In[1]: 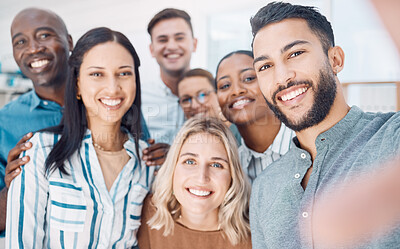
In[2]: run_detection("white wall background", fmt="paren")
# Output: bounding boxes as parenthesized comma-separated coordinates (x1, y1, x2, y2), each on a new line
(0, 0, 399, 110)
(0, 0, 327, 84)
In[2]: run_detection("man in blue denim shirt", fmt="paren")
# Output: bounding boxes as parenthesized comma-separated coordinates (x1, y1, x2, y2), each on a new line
(0, 8, 73, 235)
(250, 2, 400, 248)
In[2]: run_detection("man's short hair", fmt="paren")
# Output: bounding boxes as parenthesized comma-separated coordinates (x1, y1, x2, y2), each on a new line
(147, 8, 193, 37)
(250, 1, 334, 53)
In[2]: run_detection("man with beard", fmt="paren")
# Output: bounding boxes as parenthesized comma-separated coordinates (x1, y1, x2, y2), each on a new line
(249, 2, 400, 248)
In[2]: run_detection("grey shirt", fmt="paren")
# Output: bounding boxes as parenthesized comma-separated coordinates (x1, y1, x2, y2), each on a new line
(250, 106, 400, 249)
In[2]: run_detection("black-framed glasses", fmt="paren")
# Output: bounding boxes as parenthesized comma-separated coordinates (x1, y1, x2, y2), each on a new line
(178, 90, 213, 108)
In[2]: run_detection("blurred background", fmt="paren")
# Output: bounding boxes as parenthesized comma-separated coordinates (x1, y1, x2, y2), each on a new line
(0, 0, 399, 111)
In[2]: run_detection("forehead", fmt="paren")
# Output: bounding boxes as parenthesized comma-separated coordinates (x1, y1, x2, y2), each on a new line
(151, 18, 192, 37)
(218, 54, 253, 75)
(11, 9, 65, 37)
(182, 133, 225, 152)
(81, 42, 134, 67)
(253, 18, 322, 58)
(178, 76, 213, 95)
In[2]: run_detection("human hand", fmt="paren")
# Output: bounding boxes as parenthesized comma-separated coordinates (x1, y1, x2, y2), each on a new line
(4, 132, 33, 189)
(142, 138, 170, 166)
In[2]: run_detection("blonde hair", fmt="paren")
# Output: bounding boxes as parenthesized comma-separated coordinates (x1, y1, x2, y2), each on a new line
(148, 117, 251, 245)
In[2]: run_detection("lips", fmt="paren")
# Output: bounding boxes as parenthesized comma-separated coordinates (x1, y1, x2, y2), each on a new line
(30, 59, 49, 68)
(279, 87, 308, 102)
(187, 188, 212, 197)
(165, 53, 181, 59)
(230, 97, 254, 110)
(99, 98, 123, 109)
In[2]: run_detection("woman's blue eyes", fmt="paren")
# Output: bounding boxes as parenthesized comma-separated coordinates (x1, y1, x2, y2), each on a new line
(211, 163, 223, 168)
(184, 159, 195, 165)
(183, 159, 223, 168)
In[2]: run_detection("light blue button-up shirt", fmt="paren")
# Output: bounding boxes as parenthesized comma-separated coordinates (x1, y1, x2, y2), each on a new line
(6, 130, 155, 249)
(0, 90, 150, 192)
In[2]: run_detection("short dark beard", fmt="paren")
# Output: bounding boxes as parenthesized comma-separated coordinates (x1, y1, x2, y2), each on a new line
(264, 66, 337, 132)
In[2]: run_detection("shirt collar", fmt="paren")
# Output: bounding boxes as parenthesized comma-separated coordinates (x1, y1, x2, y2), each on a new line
(28, 90, 63, 112)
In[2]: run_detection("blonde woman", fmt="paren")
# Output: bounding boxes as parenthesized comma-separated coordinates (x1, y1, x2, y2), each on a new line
(137, 117, 251, 248)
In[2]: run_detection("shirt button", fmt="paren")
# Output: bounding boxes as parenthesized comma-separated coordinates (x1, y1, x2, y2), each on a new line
(294, 173, 300, 179)
(43, 101, 48, 105)
(302, 212, 309, 218)
(300, 153, 306, 159)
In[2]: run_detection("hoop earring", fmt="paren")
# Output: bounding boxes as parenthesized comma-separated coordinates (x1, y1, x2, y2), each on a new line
(76, 94, 81, 100)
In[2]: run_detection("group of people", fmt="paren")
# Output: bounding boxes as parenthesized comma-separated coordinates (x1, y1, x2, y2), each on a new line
(0, 1, 399, 249)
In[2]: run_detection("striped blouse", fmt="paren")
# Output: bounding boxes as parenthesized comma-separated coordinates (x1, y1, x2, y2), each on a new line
(6, 130, 155, 249)
(238, 123, 295, 183)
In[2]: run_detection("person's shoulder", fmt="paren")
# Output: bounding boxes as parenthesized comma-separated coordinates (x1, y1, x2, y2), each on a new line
(0, 90, 33, 114)
(29, 131, 59, 148)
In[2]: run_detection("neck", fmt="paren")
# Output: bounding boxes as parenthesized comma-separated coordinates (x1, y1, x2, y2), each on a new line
(178, 208, 220, 231)
(238, 114, 281, 153)
(159, 67, 189, 96)
(296, 86, 350, 160)
(89, 121, 126, 152)
(34, 83, 65, 106)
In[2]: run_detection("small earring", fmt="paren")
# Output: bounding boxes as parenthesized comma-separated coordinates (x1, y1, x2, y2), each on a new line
(76, 94, 81, 100)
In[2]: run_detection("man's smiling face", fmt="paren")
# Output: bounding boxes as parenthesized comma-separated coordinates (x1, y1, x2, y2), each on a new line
(253, 18, 337, 131)
(11, 8, 72, 87)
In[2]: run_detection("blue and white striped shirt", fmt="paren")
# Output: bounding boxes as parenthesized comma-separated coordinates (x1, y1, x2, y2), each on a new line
(6, 130, 155, 249)
(238, 123, 295, 183)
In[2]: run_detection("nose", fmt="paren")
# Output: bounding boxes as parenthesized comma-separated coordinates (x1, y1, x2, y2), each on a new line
(198, 164, 210, 183)
(107, 76, 121, 93)
(274, 63, 295, 86)
(230, 80, 247, 97)
(166, 39, 179, 50)
(27, 40, 45, 54)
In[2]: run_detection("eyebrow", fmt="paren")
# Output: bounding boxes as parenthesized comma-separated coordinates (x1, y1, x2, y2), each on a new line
(86, 65, 133, 70)
(180, 152, 198, 158)
(253, 40, 310, 65)
(240, 68, 255, 74)
(156, 32, 186, 40)
(12, 27, 57, 41)
(211, 157, 229, 163)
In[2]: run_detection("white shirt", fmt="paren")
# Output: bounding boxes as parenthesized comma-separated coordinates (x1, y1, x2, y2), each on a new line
(141, 77, 184, 144)
(6, 130, 155, 249)
(238, 123, 295, 183)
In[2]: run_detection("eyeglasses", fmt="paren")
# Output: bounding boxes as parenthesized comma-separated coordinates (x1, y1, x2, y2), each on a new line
(178, 90, 213, 108)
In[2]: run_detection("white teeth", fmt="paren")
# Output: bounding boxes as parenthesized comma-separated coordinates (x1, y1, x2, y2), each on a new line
(281, 87, 307, 102)
(30, 59, 49, 68)
(166, 54, 180, 59)
(189, 188, 211, 197)
(232, 99, 251, 108)
(100, 99, 121, 106)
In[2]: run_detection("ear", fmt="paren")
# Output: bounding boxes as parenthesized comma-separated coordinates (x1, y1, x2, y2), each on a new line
(67, 34, 74, 52)
(76, 77, 81, 96)
(149, 43, 155, 58)
(328, 46, 345, 75)
(192, 37, 198, 53)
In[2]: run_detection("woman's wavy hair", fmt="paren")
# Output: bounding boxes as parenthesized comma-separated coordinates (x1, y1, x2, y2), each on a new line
(44, 27, 142, 174)
(148, 117, 251, 245)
